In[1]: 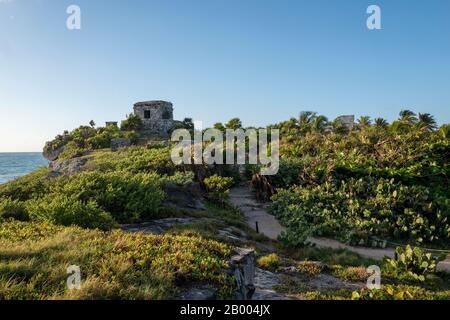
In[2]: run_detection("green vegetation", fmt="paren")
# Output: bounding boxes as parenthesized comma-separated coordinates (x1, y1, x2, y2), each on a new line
(0, 147, 193, 230)
(385, 245, 438, 282)
(203, 175, 234, 205)
(0, 109, 448, 301)
(0, 221, 234, 299)
(257, 253, 282, 271)
(44, 122, 137, 161)
(256, 110, 449, 248)
(120, 114, 144, 132)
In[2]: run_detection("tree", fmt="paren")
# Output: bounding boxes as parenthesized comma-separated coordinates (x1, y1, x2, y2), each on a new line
(298, 111, 317, 133)
(120, 114, 143, 131)
(399, 110, 418, 125)
(417, 113, 437, 132)
(213, 122, 225, 131)
(311, 115, 329, 133)
(439, 124, 450, 139)
(225, 118, 242, 130)
(357, 116, 371, 127)
(374, 118, 389, 129)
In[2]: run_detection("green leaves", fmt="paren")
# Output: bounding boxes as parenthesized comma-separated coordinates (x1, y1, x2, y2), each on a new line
(203, 175, 234, 206)
(270, 176, 450, 247)
(385, 245, 438, 282)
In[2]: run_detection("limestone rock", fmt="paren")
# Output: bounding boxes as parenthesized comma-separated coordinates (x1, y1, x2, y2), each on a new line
(229, 247, 256, 300)
(43, 145, 64, 161)
(49, 157, 90, 177)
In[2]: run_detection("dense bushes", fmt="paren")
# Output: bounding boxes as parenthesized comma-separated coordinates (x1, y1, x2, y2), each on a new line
(203, 175, 234, 205)
(260, 111, 449, 248)
(271, 177, 450, 246)
(0, 198, 29, 221)
(0, 168, 51, 201)
(0, 146, 195, 229)
(50, 171, 165, 223)
(90, 147, 176, 174)
(27, 194, 115, 230)
(44, 123, 138, 161)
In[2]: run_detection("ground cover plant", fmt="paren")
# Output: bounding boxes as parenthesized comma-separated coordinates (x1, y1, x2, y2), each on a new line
(0, 220, 235, 299)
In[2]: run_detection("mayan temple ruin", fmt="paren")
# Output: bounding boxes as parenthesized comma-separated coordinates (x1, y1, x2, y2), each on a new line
(133, 100, 176, 137)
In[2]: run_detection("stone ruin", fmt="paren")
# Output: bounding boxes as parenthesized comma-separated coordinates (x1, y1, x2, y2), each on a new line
(335, 115, 355, 129)
(133, 100, 176, 137)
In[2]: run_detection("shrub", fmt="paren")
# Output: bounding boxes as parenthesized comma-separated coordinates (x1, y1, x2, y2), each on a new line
(51, 171, 165, 223)
(26, 194, 115, 230)
(120, 113, 143, 131)
(58, 141, 88, 160)
(203, 175, 234, 205)
(0, 168, 50, 201)
(257, 253, 282, 271)
(270, 177, 450, 247)
(351, 284, 449, 300)
(0, 198, 29, 221)
(385, 245, 437, 282)
(90, 147, 175, 175)
(44, 122, 138, 161)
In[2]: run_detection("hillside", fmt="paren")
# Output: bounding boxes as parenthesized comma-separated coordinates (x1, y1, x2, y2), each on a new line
(0, 110, 449, 300)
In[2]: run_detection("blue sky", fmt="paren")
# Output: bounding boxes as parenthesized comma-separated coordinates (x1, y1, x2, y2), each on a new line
(0, 0, 449, 151)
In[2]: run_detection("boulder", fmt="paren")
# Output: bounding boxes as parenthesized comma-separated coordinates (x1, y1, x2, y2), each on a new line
(228, 247, 256, 300)
(43, 145, 64, 161)
(49, 157, 90, 177)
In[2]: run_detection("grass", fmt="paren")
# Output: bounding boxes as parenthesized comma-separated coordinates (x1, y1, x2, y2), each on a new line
(0, 220, 235, 300)
(257, 253, 282, 272)
(281, 246, 378, 267)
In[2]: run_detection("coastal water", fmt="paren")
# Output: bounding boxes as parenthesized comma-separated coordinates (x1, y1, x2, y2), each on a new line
(0, 153, 48, 184)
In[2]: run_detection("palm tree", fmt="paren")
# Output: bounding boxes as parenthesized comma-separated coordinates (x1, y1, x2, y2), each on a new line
(374, 117, 389, 128)
(311, 115, 329, 133)
(417, 113, 437, 132)
(399, 110, 418, 125)
(298, 111, 317, 133)
(357, 116, 371, 127)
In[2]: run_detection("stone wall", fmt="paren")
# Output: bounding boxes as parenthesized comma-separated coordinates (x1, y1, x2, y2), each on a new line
(335, 115, 355, 129)
(133, 100, 175, 136)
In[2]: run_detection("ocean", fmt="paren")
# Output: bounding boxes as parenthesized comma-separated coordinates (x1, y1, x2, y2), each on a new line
(0, 153, 49, 184)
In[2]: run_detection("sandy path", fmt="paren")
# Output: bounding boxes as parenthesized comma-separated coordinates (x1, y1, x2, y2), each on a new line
(229, 185, 396, 261)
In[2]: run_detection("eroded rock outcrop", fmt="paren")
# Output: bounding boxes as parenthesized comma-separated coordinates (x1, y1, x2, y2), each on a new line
(228, 247, 256, 300)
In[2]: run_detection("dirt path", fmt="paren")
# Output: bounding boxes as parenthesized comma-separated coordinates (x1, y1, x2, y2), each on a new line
(229, 186, 285, 241)
(230, 185, 395, 261)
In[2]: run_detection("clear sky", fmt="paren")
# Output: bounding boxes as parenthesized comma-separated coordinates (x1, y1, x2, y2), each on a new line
(1, 0, 449, 152)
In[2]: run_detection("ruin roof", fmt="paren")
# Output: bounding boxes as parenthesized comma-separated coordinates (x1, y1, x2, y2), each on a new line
(134, 100, 172, 107)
